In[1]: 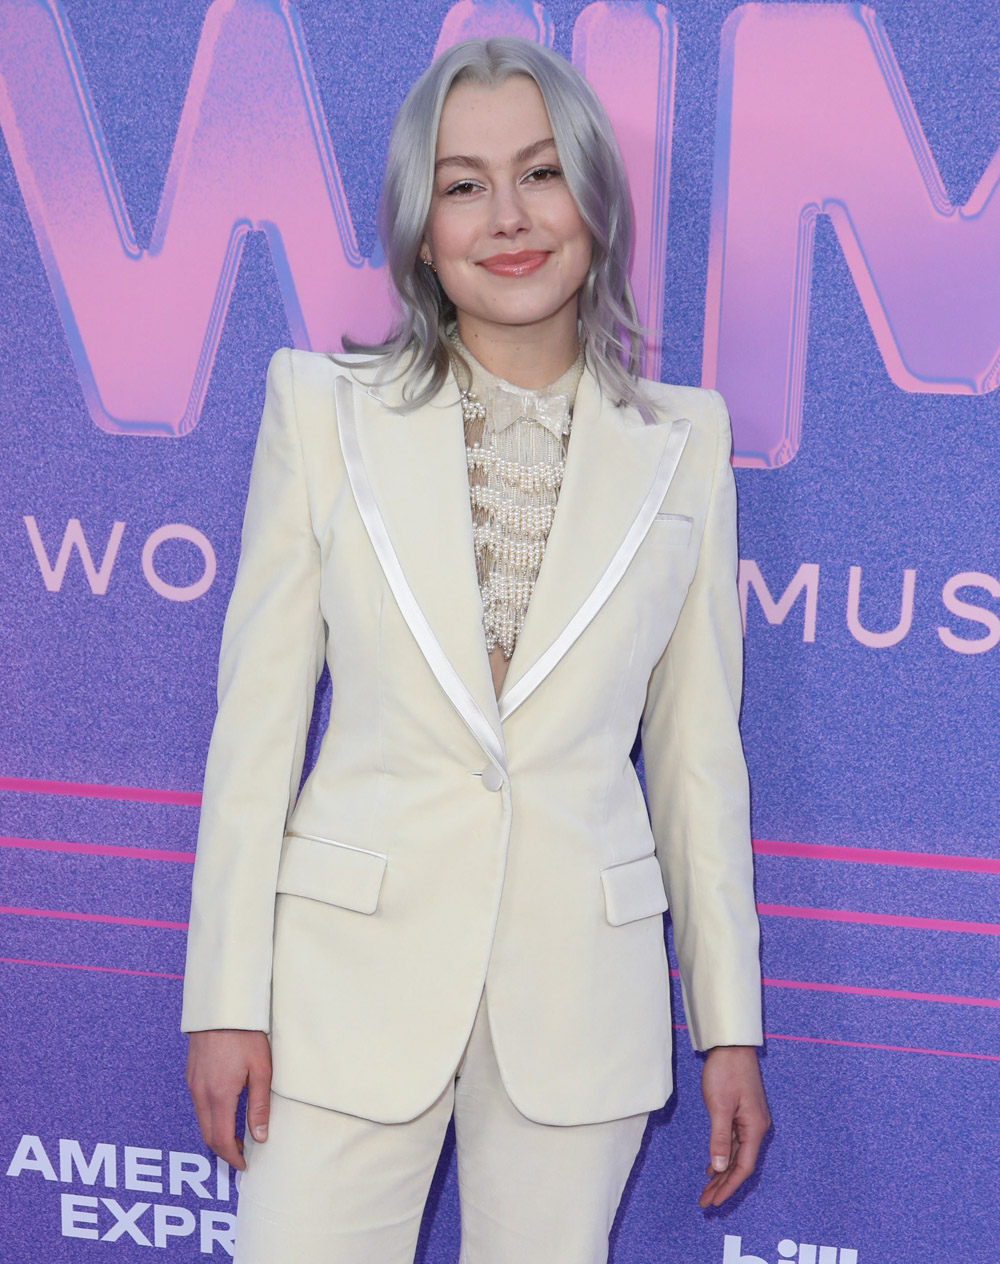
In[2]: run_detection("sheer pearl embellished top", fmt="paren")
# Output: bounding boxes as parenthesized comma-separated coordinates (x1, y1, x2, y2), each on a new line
(452, 333, 586, 664)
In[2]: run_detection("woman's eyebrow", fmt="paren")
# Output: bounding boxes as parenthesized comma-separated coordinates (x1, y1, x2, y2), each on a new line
(435, 152, 487, 173)
(434, 137, 557, 173)
(511, 137, 557, 165)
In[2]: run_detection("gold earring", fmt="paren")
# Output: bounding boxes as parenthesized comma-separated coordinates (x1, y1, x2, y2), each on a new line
(422, 256, 437, 274)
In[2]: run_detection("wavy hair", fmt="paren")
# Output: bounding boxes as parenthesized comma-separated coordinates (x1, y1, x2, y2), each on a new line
(338, 36, 652, 418)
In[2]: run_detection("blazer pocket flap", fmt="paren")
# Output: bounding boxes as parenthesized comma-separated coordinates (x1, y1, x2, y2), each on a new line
(277, 834, 387, 915)
(601, 854, 669, 926)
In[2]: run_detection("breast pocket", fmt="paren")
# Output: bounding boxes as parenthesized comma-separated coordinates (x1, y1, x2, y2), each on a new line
(651, 512, 693, 548)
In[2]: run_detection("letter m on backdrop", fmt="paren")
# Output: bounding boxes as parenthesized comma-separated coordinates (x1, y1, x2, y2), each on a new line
(705, 3, 1000, 467)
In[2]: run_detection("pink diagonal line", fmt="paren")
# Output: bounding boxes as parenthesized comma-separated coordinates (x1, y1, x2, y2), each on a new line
(754, 838, 1000, 875)
(0, 834, 195, 862)
(761, 975, 1000, 1008)
(757, 902, 1000, 935)
(0, 956, 183, 980)
(671, 1023, 1000, 1063)
(668, 968, 1000, 1008)
(0, 905, 187, 930)
(763, 1031, 1000, 1062)
(0, 775, 201, 806)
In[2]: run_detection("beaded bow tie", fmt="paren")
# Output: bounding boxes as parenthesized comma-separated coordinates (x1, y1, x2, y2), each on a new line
(450, 330, 580, 440)
(460, 381, 573, 439)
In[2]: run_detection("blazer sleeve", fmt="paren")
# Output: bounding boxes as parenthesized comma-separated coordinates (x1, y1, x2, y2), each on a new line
(181, 347, 326, 1033)
(640, 389, 763, 1051)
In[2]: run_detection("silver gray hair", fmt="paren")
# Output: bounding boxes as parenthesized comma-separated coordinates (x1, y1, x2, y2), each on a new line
(338, 36, 653, 418)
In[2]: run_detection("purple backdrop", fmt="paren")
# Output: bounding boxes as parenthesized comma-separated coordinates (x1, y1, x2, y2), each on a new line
(2, 1, 998, 1260)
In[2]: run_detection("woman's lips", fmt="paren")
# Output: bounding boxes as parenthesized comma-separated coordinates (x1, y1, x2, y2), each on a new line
(477, 251, 549, 277)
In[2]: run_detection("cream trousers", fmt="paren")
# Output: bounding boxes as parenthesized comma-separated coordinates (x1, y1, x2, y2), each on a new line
(234, 989, 648, 1263)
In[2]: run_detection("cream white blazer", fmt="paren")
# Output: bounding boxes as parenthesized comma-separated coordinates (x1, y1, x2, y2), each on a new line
(181, 347, 763, 1126)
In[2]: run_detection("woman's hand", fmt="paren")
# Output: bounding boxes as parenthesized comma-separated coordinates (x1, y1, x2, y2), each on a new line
(185, 1029, 272, 1171)
(698, 1045, 771, 1207)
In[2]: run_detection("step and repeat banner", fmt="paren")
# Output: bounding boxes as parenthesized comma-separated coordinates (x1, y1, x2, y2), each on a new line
(2, 0, 997, 1259)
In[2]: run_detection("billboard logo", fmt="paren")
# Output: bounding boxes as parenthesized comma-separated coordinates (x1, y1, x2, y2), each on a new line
(724, 1236, 858, 1264)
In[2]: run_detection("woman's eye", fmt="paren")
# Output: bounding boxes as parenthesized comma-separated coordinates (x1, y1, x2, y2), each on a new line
(443, 179, 482, 197)
(523, 165, 562, 183)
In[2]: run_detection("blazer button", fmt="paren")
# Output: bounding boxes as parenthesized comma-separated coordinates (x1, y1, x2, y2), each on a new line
(481, 765, 504, 792)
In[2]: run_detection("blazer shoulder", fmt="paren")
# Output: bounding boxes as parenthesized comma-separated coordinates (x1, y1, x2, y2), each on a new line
(280, 346, 421, 408)
(639, 381, 732, 459)
(263, 348, 371, 432)
(639, 378, 728, 427)
(270, 346, 359, 388)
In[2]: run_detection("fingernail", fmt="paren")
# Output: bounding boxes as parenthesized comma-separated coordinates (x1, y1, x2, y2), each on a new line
(253, 1125, 267, 1142)
(711, 1155, 727, 1172)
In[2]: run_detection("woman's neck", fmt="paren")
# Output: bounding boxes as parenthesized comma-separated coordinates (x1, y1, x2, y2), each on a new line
(454, 314, 580, 390)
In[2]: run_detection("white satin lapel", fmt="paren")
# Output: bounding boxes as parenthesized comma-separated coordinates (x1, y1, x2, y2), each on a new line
(498, 370, 691, 722)
(335, 373, 505, 772)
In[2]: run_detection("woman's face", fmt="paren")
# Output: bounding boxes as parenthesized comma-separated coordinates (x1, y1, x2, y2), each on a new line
(421, 75, 592, 351)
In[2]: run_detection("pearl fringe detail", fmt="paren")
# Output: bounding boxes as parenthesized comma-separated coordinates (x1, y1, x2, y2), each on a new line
(453, 332, 584, 661)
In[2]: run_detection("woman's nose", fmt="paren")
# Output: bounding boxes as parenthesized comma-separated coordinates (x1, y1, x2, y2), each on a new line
(488, 184, 530, 236)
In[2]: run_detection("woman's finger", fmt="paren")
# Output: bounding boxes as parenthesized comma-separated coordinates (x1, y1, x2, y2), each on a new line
(246, 1050, 273, 1144)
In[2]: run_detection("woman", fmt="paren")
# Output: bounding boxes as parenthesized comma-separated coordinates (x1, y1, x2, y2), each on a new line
(183, 35, 770, 1264)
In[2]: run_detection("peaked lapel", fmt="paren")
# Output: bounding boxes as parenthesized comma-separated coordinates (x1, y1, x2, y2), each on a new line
(497, 367, 691, 720)
(334, 366, 505, 771)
